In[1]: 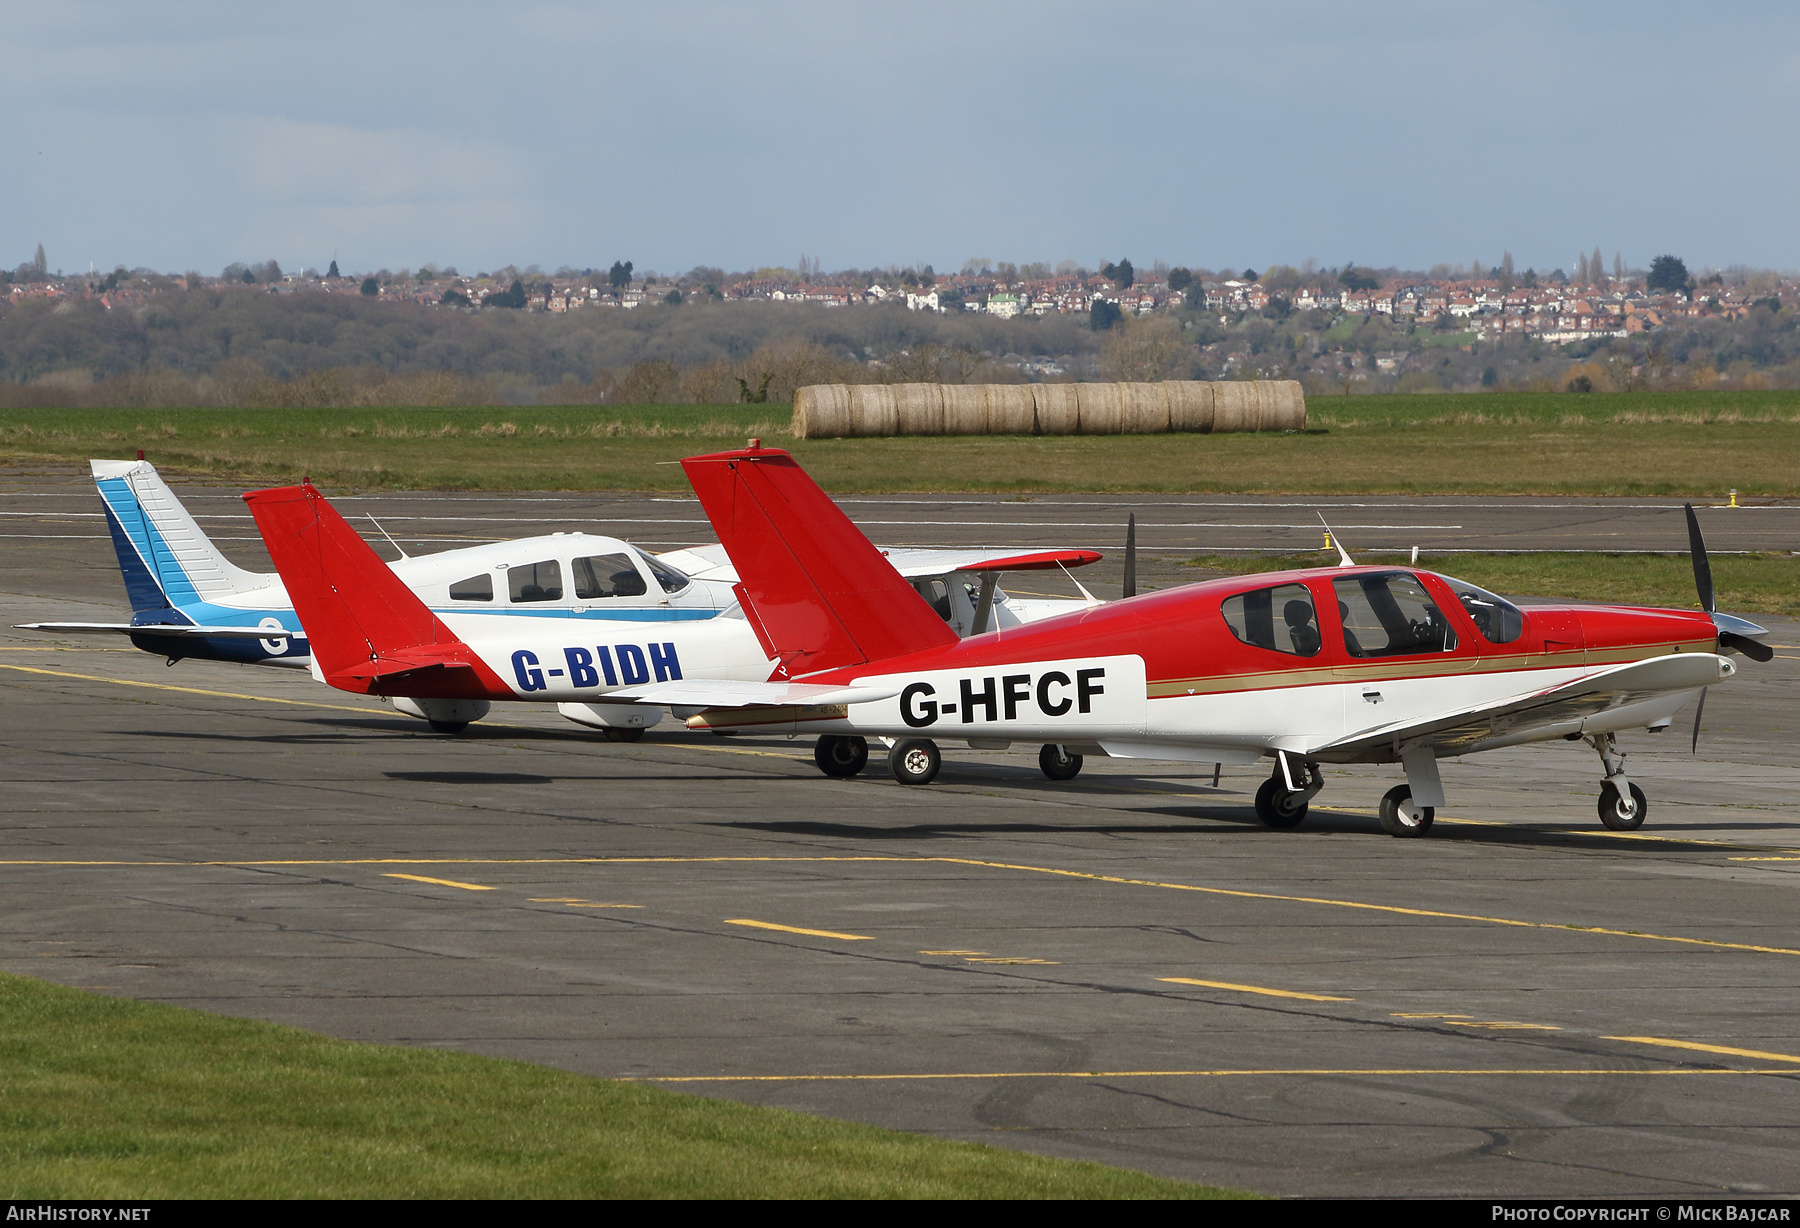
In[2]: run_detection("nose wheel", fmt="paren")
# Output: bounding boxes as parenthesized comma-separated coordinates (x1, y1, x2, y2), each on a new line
(1255, 757, 1323, 829)
(1598, 780, 1648, 831)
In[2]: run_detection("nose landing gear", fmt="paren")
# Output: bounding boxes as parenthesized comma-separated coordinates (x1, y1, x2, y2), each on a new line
(1588, 733, 1648, 831)
(1255, 755, 1324, 829)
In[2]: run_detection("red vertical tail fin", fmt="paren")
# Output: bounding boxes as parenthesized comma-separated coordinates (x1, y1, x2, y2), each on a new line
(680, 446, 956, 677)
(243, 483, 500, 696)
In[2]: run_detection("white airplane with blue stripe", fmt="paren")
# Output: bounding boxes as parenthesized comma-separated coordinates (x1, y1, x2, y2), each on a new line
(21, 458, 1104, 736)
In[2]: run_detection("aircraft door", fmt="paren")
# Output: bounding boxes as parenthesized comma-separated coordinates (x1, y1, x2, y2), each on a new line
(1330, 571, 1482, 738)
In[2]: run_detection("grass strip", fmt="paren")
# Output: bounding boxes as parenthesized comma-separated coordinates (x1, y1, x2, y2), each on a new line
(0, 972, 1246, 1199)
(1, 390, 1798, 496)
(1182, 552, 1800, 615)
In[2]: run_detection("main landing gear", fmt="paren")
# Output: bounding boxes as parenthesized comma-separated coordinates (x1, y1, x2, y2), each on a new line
(1378, 784, 1434, 837)
(1589, 733, 1648, 831)
(813, 735, 869, 778)
(1254, 755, 1325, 829)
(1039, 744, 1083, 781)
(888, 739, 941, 785)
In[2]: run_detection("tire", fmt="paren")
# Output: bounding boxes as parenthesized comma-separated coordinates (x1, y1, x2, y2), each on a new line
(1039, 743, 1083, 781)
(1378, 783, 1434, 837)
(889, 739, 941, 786)
(1598, 781, 1648, 831)
(427, 720, 469, 734)
(813, 735, 869, 778)
(602, 727, 645, 743)
(1254, 775, 1308, 829)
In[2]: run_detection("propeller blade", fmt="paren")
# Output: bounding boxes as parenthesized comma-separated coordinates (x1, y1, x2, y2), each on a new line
(1684, 503, 1715, 615)
(1720, 631, 1775, 663)
(1691, 686, 1707, 755)
(1123, 513, 1137, 599)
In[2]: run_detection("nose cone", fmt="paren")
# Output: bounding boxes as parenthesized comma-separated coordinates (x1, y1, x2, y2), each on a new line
(1713, 611, 1769, 640)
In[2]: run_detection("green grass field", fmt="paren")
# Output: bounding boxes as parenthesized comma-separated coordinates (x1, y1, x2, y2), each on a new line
(1184, 551, 1800, 615)
(0, 972, 1246, 1199)
(1, 389, 1797, 496)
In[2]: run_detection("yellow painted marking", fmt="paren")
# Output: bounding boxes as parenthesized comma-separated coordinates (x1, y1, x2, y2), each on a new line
(627, 1067, 1798, 1084)
(8, 853, 1800, 959)
(1455, 1022, 1561, 1031)
(1392, 1013, 1472, 1019)
(527, 897, 642, 908)
(1161, 977, 1352, 1002)
(1730, 857, 1800, 862)
(725, 919, 872, 941)
(383, 873, 494, 891)
(1606, 1036, 1800, 1065)
(0, 663, 378, 713)
(964, 957, 1059, 965)
(921, 949, 987, 956)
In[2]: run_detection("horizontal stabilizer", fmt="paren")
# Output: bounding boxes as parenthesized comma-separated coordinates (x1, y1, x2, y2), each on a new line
(17, 622, 294, 640)
(608, 678, 903, 708)
(1316, 653, 1734, 760)
(661, 543, 1102, 584)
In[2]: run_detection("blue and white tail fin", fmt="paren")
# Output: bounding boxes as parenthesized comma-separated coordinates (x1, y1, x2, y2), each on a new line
(91, 459, 269, 613)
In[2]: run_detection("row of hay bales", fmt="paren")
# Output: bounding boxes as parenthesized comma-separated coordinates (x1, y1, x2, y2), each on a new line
(792, 380, 1305, 438)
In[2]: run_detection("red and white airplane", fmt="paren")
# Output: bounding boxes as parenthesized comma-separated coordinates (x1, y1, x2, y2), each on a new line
(245, 446, 1772, 837)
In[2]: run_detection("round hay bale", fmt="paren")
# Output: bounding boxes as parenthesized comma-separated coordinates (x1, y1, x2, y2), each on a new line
(1075, 382, 1124, 435)
(1032, 384, 1081, 435)
(938, 384, 987, 434)
(985, 384, 1037, 434)
(793, 384, 851, 439)
(847, 385, 901, 437)
(1118, 383, 1172, 434)
(1166, 381, 1215, 433)
(889, 383, 943, 436)
(1253, 380, 1307, 431)
(1211, 380, 1256, 433)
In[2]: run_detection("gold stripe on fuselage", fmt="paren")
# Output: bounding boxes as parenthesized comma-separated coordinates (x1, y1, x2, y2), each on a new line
(1145, 640, 1713, 700)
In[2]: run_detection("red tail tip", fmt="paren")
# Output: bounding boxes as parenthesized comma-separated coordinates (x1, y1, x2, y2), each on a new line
(136, 449, 144, 461)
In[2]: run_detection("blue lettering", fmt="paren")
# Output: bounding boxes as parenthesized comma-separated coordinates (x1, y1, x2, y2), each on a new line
(616, 643, 650, 685)
(596, 645, 618, 686)
(512, 649, 545, 692)
(565, 646, 599, 688)
(649, 642, 682, 682)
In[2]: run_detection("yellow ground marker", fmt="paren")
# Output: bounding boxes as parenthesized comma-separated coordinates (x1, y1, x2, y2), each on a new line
(725, 919, 872, 941)
(965, 957, 1059, 965)
(383, 873, 494, 891)
(1605, 1036, 1800, 1064)
(1161, 977, 1352, 1002)
(528, 897, 642, 908)
(0, 663, 377, 713)
(10, 853, 1800, 960)
(629, 1067, 1795, 1084)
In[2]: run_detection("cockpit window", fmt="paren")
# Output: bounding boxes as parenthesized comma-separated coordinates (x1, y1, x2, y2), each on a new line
(635, 548, 691, 595)
(573, 553, 647, 599)
(1221, 583, 1321, 657)
(1438, 574, 1525, 645)
(448, 573, 493, 602)
(912, 578, 952, 622)
(508, 559, 563, 603)
(1333, 572, 1458, 657)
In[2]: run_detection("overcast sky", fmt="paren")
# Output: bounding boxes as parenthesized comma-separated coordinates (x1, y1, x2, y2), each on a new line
(6, 2, 1798, 278)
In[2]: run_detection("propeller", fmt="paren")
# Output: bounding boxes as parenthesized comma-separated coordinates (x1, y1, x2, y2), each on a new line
(1123, 513, 1137, 599)
(1684, 502, 1772, 755)
(1685, 504, 1774, 662)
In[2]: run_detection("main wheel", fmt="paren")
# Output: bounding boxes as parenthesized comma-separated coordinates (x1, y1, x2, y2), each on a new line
(1378, 783, 1434, 837)
(427, 720, 469, 734)
(889, 739, 941, 785)
(813, 735, 869, 778)
(1598, 781, 1648, 831)
(1254, 775, 1308, 829)
(602, 727, 645, 743)
(1039, 743, 1083, 781)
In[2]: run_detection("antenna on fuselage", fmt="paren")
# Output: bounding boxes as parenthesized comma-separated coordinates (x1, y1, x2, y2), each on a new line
(365, 514, 410, 560)
(1059, 562, 1102, 609)
(1317, 511, 1355, 567)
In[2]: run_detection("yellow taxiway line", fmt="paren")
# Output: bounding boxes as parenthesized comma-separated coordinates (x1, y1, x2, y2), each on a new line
(1605, 1036, 1800, 1065)
(725, 918, 872, 941)
(383, 873, 494, 891)
(1159, 977, 1352, 1002)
